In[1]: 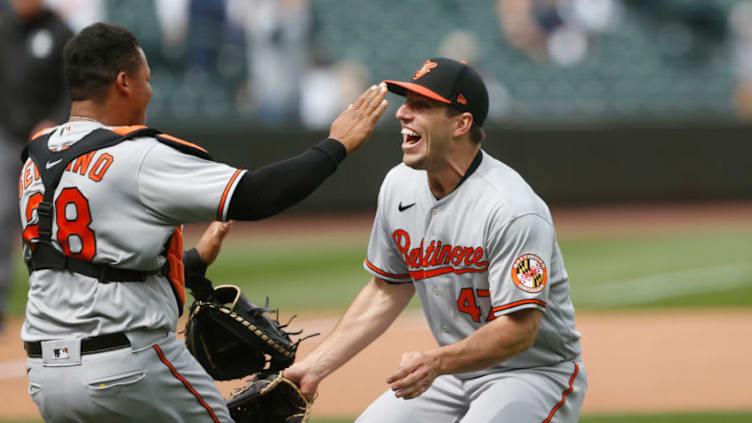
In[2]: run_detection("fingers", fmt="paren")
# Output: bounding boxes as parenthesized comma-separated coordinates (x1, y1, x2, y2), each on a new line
(353, 84, 379, 110)
(370, 98, 389, 124)
(396, 375, 432, 399)
(386, 366, 411, 385)
(368, 83, 388, 110)
(390, 367, 431, 399)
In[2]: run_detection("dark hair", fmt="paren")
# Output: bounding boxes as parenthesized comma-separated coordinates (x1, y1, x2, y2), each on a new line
(63, 23, 142, 102)
(445, 106, 486, 144)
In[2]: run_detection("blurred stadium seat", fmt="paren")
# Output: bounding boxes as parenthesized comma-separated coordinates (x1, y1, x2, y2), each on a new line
(47, 0, 740, 124)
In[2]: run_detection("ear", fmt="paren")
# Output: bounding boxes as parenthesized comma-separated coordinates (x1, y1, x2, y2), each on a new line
(115, 71, 130, 96)
(452, 112, 473, 139)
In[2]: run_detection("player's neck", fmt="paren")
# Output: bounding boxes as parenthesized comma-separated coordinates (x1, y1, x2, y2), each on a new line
(69, 100, 137, 127)
(427, 143, 481, 199)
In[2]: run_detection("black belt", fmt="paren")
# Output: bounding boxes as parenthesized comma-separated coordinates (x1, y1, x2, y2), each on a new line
(24, 332, 131, 358)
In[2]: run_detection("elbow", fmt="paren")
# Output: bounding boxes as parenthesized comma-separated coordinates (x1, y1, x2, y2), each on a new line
(517, 329, 538, 353)
(509, 310, 543, 355)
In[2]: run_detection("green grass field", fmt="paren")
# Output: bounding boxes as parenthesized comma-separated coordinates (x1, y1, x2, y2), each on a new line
(8, 224, 751, 314)
(4, 221, 751, 422)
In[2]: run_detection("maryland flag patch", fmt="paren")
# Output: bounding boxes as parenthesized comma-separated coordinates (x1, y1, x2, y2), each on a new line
(511, 253, 547, 293)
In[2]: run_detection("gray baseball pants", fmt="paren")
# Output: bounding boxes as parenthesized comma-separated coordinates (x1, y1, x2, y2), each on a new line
(26, 329, 232, 422)
(357, 360, 587, 423)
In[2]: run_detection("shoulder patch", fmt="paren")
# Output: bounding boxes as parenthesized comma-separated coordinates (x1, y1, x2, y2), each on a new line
(511, 253, 547, 293)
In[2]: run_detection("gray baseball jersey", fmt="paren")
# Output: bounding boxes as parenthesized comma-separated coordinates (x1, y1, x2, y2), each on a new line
(364, 150, 582, 378)
(19, 121, 245, 342)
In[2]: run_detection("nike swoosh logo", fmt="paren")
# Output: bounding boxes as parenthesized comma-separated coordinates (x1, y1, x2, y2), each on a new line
(398, 202, 416, 212)
(45, 159, 62, 169)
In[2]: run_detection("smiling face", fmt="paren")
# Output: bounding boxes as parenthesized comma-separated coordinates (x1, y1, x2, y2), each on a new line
(396, 92, 458, 171)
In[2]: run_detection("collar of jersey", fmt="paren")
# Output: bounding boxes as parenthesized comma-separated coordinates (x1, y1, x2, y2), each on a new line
(430, 149, 483, 201)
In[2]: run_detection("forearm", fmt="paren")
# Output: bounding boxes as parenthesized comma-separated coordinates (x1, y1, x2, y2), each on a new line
(301, 278, 414, 379)
(227, 138, 346, 220)
(429, 308, 542, 375)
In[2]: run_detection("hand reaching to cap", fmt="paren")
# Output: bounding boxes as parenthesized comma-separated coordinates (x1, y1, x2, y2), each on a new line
(329, 83, 389, 154)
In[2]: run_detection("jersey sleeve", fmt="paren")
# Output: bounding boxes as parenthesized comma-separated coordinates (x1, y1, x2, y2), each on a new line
(363, 179, 412, 284)
(137, 142, 246, 223)
(486, 213, 554, 317)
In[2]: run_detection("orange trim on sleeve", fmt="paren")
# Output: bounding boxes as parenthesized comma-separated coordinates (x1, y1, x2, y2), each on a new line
(543, 362, 579, 423)
(111, 125, 148, 136)
(159, 133, 208, 153)
(217, 169, 243, 220)
(153, 344, 221, 423)
(492, 299, 547, 313)
(364, 258, 411, 280)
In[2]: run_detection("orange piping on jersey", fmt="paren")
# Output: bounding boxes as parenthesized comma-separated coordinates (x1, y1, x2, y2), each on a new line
(217, 169, 243, 221)
(159, 133, 209, 153)
(153, 344, 221, 423)
(542, 362, 579, 423)
(492, 299, 547, 313)
(30, 127, 55, 141)
(111, 125, 148, 136)
(364, 258, 411, 280)
(409, 264, 489, 281)
(166, 226, 186, 307)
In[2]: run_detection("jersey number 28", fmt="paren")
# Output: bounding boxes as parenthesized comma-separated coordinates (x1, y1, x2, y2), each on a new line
(22, 188, 96, 261)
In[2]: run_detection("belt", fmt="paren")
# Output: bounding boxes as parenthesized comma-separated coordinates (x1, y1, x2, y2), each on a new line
(24, 332, 131, 358)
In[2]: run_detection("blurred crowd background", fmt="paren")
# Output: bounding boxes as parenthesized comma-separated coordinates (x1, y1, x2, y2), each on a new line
(3, 0, 752, 128)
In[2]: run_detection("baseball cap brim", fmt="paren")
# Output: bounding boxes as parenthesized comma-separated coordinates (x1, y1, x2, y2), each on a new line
(383, 81, 452, 104)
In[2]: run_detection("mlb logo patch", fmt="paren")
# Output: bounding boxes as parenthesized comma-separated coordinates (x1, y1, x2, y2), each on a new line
(54, 347, 70, 360)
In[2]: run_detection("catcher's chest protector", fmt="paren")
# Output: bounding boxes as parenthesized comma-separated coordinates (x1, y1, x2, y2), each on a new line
(22, 126, 213, 315)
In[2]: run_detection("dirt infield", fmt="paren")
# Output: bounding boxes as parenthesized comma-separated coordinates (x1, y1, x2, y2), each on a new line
(2, 309, 752, 420)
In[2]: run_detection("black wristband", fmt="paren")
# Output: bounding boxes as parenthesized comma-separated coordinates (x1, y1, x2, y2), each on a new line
(183, 248, 213, 300)
(183, 248, 208, 280)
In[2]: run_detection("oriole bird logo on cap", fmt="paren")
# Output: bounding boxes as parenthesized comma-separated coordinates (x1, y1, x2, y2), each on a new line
(413, 60, 438, 80)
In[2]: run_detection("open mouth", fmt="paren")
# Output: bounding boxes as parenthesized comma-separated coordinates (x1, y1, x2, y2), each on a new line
(401, 127, 422, 147)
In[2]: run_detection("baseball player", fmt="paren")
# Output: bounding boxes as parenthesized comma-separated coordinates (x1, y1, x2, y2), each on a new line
(19, 23, 387, 423)
(284, 58, 587, 422)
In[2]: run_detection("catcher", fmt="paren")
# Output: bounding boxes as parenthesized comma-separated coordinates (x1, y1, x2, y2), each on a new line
(183, 234, 314, 423)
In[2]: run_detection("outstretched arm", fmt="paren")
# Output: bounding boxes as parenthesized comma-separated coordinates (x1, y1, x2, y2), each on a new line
(227, 84, 388, 221)
(284, 276, 415, 401)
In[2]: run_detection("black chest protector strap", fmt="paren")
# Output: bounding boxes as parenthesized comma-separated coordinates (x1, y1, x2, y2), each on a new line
(22, 127, 208, 283)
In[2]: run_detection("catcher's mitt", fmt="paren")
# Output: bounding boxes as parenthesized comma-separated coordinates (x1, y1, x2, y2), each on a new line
(184, 285, 305, 380)
(227, 371, 312, 423)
